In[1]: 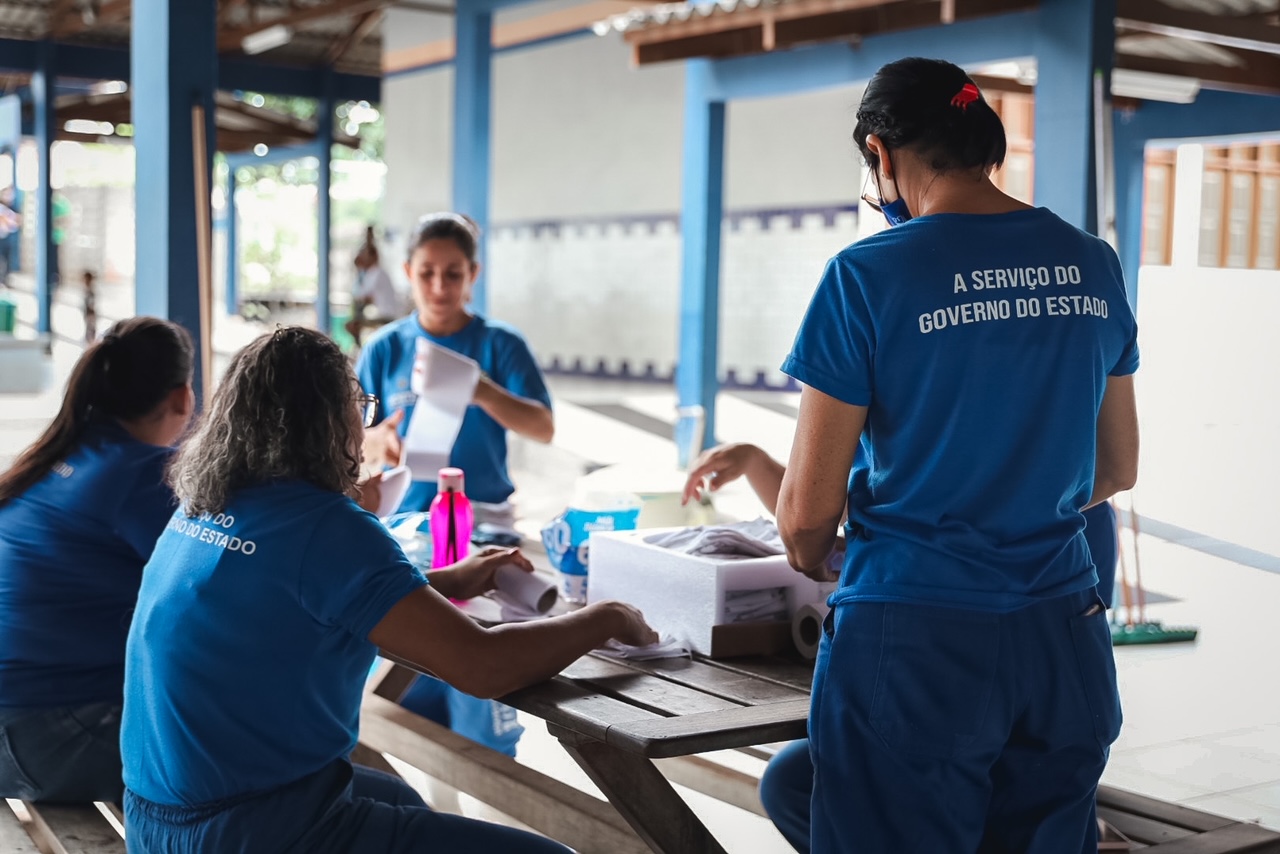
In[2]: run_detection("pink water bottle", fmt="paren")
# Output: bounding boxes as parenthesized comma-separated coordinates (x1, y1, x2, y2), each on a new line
(430, 467, 473, 568)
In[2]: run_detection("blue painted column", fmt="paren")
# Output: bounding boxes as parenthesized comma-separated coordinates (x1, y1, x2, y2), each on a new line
(316, 71, 334, 336)
(31, 41, 54, 335)
(1034, 0, 1115, 232)
(676, 60, 726, 452)
(224, 165, 239, 316)
(1112, 111, 1145, 309)
(453, 0, 493, 313)
(132, 0, 217, 401)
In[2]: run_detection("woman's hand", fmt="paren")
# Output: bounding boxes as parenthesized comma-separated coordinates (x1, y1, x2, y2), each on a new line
(355, 471, 384, 514)
(362, 409, 404, 468)
(430, 547, 533, 601)
(682, 443, 764, 505)
(591, 601, 660, 647)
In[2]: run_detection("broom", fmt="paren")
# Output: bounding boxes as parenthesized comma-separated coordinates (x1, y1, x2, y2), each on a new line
(1110, 497, 1198, 645)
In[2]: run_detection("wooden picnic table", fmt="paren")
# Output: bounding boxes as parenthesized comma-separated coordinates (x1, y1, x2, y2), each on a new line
(501, 650, 811, 854)
(379, 536, 1280, 853)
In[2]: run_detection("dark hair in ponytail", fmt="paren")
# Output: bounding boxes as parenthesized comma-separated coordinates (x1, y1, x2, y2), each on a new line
(406, 212, 481, 266)
(853, 57, 1007, 174)
(0, 316, 193, 504)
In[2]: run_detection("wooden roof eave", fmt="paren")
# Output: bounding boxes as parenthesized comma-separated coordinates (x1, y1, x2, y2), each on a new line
(622, 0, 1040, 65)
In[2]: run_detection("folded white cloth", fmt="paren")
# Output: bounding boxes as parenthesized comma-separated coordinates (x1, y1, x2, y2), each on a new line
(644, 518, 784, 558)
(724, 586, 789, 623)
(595, 635, 691, 661)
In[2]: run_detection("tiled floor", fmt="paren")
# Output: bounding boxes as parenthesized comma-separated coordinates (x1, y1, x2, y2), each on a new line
(4, 278, 1279, 847)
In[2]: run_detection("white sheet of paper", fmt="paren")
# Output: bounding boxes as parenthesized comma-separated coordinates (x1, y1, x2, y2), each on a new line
(403, 339, 481, 482)
(375, 465, 412, 519)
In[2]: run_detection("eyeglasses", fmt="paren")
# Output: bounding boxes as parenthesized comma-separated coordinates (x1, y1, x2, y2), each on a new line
(860, 168, 885, 214)
(357, 394, 379, 428)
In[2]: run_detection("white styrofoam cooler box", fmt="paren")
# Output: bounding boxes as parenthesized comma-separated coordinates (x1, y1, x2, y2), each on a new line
(588, 527, 830, 656)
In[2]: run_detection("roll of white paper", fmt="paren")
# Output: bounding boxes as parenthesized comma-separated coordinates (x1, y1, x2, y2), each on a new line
(791, 602, 831, 660)
(493, 564, 558, 616)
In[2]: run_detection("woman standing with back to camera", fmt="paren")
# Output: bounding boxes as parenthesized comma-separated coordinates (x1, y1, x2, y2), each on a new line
(777, 58, 1139, 852)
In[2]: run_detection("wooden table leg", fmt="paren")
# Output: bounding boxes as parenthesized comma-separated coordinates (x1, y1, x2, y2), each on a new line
(551, 726, 729, 854)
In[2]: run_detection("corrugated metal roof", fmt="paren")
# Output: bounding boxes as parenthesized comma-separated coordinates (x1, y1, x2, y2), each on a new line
(592, 0, 798, 35)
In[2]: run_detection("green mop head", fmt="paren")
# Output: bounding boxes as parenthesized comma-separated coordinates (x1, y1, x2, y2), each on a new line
(1110, 622, 1198, 645)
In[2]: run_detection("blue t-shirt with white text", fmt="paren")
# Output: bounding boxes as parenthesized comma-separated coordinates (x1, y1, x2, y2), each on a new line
(356, 314, 552, 509)
(121, 480, 426, 806)
(0, 421, 175, 708)
(782, 208, 1139, 612)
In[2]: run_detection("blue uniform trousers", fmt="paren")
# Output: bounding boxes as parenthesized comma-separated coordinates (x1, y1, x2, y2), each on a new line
(760, 504, 1122, 852)
(124, 759, 569, 853)
(808, 586, 1120, 854)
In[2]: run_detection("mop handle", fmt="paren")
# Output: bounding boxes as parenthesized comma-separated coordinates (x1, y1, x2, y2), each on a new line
(1113, 499, 1135, 627)
(1130, 496, 1147, 623)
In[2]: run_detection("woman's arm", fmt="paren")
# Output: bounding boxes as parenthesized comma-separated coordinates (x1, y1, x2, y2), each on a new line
(1085, 374, 1139, 508)
(472, 378, 555, 443)
(368, 586, 656, 699)
(777, 386, 865, 580)
(682, 443, 786, 514)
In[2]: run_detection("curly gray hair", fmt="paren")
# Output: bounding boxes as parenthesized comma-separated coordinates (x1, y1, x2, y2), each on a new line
(168, 326, 362, 516)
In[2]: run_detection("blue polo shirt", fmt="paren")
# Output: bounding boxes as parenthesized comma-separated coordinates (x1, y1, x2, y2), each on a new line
(0, 421, 175, 708)
(356, 314, 552, 509)
(121, 480, 426, 806)
(783, 207, 1139, 612)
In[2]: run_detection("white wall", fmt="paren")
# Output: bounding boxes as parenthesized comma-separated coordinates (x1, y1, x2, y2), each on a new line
(381, 11, 866, 383)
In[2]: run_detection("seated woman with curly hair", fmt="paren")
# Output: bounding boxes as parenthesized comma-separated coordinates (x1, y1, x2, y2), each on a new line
(120, 326, 655, 853)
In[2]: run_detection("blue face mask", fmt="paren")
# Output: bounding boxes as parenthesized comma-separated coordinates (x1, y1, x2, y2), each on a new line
(880, 196, 912, 227)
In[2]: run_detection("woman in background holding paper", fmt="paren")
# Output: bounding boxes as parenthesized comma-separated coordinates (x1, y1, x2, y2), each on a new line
(356, 212, 555, 758)
(358, 212, 553, 521)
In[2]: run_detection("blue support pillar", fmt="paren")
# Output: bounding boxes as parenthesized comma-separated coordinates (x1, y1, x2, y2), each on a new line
(453, 1, 492, 313)
(31, 41, 54, 335)
(1112, 112, 1146, 309)
(676, 61, 726, 452)
(224, 166, 239, 317)
(1034, 0, 1115, 232)
(316, 72, 334, 337)
(132, 0, 217, 401)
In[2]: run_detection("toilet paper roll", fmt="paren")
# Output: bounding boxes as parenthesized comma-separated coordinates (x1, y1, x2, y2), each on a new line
(791, 603, 831, 660)
(493, 564, 558, 615)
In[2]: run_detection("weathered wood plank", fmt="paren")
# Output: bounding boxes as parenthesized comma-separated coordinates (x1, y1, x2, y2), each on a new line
(21, 803, 125, 854)
(0, 801, 37, 852)
(1098, 787, 1240, 834)
(698, 655, 816, 692)
(370, 659, 421, 703)
(1142, 822, 1280, 853)
(1097, 806, 1195, 845)
(656, 755, 767, 817)
(557, 731, 728, 854)
(602, 656, 809, 706)
(359, 694, 647, 854)
(605, 699, 811, 758)
(561, 657, 744, 717)
(502, 677, 664, 743)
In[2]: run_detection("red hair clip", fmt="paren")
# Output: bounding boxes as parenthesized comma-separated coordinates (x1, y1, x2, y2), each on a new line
(951, 83, 980, 110)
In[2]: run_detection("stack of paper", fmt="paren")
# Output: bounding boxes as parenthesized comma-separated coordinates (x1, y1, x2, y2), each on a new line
(403, 338, 481, 481)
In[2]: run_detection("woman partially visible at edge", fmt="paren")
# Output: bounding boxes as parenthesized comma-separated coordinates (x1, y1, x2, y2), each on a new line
(776, 58, 1139, 852)
(121, 326, 655, 853)
(0, 317, 194, 802)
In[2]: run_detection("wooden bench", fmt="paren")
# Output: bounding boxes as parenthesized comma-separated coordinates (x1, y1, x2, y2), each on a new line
(2, 799, 125, 854)
(358, 660, 648, 854)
